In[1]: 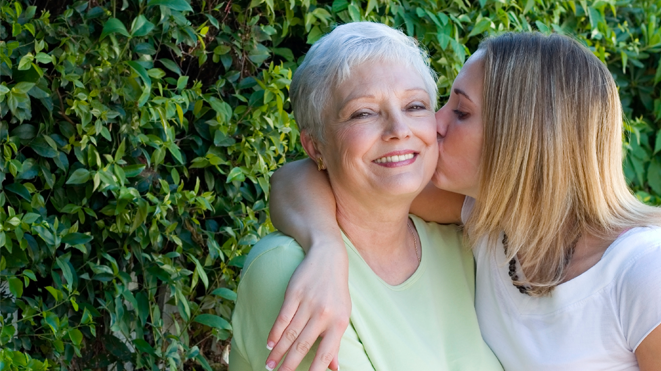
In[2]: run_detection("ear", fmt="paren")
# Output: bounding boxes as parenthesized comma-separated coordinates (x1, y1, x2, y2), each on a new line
(300, 129, 323, 161)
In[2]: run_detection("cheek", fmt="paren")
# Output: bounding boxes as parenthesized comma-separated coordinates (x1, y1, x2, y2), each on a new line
(327, 125, 374, 167)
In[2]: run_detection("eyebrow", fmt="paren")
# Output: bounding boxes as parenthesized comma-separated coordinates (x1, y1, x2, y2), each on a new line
(454, 88, 474, 103)
(341, 87, 429, 106)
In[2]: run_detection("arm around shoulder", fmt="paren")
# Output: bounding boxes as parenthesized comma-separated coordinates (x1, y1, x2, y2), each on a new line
(409, 182, 464, 224)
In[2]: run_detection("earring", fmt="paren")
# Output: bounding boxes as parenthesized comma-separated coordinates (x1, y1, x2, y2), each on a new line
(317, 157, 326, 171)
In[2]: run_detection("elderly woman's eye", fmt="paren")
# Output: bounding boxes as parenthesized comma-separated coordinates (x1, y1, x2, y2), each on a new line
(351, 111, 371, 119)
(408, 103, 427, 111)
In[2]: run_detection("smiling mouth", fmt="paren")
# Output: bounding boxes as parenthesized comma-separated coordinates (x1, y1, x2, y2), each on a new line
(374, 153, 415, 163)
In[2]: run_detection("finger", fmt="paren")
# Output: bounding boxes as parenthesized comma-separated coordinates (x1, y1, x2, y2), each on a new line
(266, 310, 311, 370)
(267, 294, 301, 350)
(330, 354, 339, 371)
(277, 319, 326, 371)
(309, 328, 343, 371)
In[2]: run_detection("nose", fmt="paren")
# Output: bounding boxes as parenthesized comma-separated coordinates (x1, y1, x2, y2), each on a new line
(382, 111, 412, 141)
(435, 104, 449, 138)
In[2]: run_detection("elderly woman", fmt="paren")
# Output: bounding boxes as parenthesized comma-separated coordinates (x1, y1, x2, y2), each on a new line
(228, 22, 502, 371)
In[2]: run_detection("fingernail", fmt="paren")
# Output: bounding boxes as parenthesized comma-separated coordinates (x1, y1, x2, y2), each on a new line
(266, 360, 276, 371)
(266, 341, 275, 350)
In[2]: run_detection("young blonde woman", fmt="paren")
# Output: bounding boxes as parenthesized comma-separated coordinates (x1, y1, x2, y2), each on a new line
(263, 32, 661, 371)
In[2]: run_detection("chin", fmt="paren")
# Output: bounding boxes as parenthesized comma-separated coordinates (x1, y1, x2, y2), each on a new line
(380, 178, 426, 197)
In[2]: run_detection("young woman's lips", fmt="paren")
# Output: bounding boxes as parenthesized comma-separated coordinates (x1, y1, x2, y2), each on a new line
(373, 151, 418, 168)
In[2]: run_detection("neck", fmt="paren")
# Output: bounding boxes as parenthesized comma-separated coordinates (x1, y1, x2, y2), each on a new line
(333, 187, 420, 285)
(561, 232, 618, 283)
(334, 187, 412, 254)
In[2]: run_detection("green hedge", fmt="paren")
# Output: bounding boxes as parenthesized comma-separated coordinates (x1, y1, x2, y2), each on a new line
(0, 0, 659, 369)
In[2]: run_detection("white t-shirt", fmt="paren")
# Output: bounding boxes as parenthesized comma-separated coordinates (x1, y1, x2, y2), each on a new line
(462, 197, 661, 371)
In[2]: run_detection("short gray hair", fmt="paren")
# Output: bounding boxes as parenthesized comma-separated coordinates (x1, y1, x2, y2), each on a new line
(290, 22, 438, 141)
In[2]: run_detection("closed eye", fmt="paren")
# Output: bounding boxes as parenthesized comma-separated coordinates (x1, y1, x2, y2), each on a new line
(453, 109, 468, 120)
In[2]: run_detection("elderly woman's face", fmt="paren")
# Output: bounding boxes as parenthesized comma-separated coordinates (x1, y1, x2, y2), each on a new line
(317, 60, 437, 199)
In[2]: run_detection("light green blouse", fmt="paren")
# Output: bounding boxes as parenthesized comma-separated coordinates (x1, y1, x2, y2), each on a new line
(229, 215, 502, 371)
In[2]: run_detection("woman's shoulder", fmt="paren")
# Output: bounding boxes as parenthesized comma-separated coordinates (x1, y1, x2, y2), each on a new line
(606, 226, 661, 268)
(410, 214, 463, 244)
(241, 231, 305, 281)
(410, 214, 470, 264)
(608, 226, 661, 350)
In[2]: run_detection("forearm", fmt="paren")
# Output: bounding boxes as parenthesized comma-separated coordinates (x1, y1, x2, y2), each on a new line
(270, 159, 343, 252)
(410, 182, 465, 224)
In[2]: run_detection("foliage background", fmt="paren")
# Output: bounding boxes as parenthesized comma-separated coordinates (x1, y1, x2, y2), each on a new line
(0, 0, 659, 369)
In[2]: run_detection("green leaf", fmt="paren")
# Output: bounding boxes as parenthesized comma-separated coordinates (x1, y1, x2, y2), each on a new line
(35, 52, 52, 64)
(134, 42, 157, 55)
(56, 255, 74, 288)
(648, 159, 661, 194)
(160, 58, 181, 75)
(68, 328, 83, 345)
(147, 0, 193, 11)
(133, 339, 156, 355)
(12, 82, 34, 94)
(66, 168, 91, 184)
(5, 183, 32, 201)
(45, 286, 63, 301)
(189, 254, 209, 289)
(468, 18, 492, 37)
(196, 354, 213, 371)
(123, 164, 145, 177)
(30, 136, 58, 158)
(115, 139, 126, 163)
(131, 14, 155, 37)
(273, 47, 294, 62)
(100, 18, 130, 40)
(177, 76, 189, 90)
(193, 314, 231, 330)
(18, 53, 34, 70)
(210, 287, 237, 301)
(523, 0, 536, 14)
(227, 167, 245, 183)
(248, 43, 271, 64)
(654, 130, 661, 155)
(130, 198, 149, 233)
(62, 232, 93, 245)
(8, 277, 23, 298)
(126, 61, 152, 101)
(11, 124, 36, 140)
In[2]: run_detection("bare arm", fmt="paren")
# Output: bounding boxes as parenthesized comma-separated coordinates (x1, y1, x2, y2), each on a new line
(266, 159, 348, 371)
(410, 181, 465, 224)
(636, 325, 661, 370)
(270, 159, 342, 251)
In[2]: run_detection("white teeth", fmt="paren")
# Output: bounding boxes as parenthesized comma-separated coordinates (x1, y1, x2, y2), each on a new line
(375, 153, 414, 163)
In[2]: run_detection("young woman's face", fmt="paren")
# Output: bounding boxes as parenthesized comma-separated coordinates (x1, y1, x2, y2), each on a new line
(432, 51, 485, 198)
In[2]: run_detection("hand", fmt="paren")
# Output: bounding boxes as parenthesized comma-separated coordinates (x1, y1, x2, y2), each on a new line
(265, 244, 351, 371)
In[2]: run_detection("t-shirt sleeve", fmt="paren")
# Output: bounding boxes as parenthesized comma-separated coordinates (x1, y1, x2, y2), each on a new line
(229, 236, 318, 370)
(461, 196, 476, 225)
(617, 242, 661, 351)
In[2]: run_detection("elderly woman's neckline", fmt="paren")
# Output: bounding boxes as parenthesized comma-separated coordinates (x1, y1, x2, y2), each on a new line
(337, 211, 422, 286)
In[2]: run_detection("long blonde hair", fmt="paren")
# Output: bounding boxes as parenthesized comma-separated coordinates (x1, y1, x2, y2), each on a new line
(466, 32, 661, 296)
